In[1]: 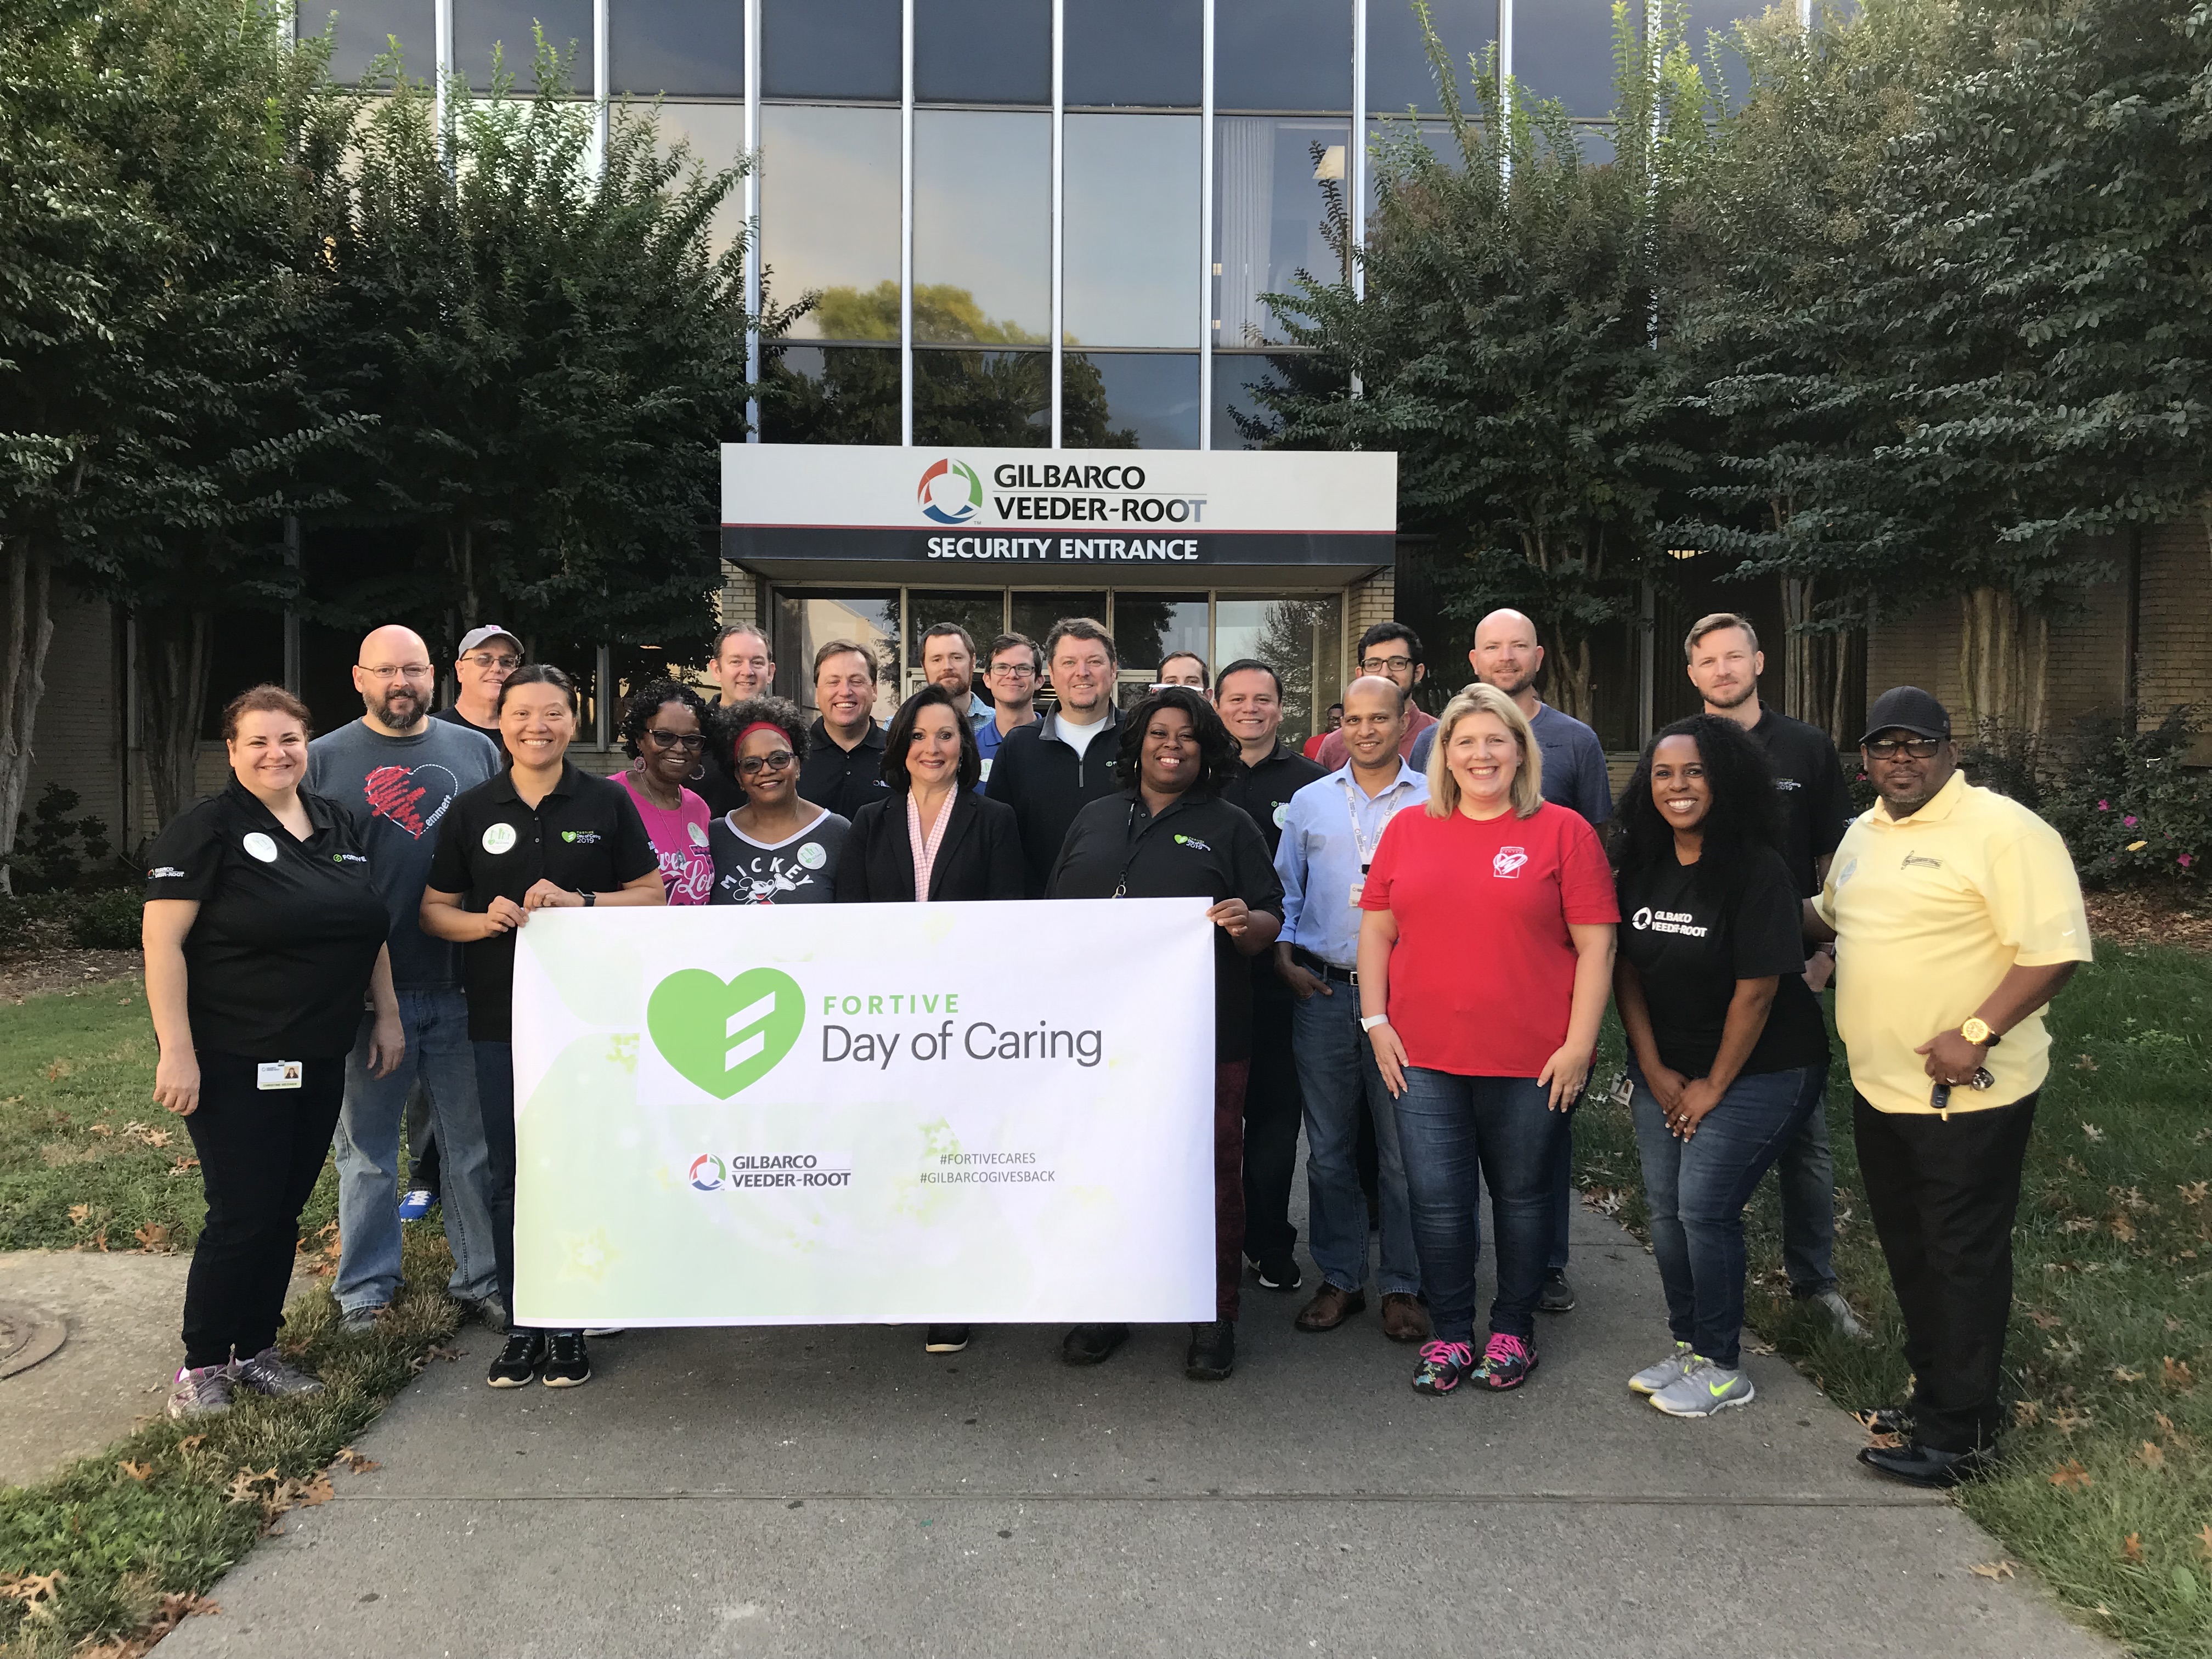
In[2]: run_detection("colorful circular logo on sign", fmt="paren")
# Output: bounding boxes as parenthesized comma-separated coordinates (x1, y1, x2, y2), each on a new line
(482, 822, 517, 855)
(688, 1153, 725, 1191)
(241, 832, 278, 864)
(797, 842, 828, 870)
(916, 458, 983, 525)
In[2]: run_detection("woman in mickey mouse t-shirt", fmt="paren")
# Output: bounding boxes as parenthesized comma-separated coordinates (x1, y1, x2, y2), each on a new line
(707, 696, 851, 905)
(1357, 684, 1618, 1399)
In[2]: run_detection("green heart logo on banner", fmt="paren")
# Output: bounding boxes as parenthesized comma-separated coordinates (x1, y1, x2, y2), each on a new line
(646, 967, 805, 1099)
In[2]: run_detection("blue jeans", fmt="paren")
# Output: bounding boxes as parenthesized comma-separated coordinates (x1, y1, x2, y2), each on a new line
(1290, 986, 1418, 1297)
(334, 989, 498, 1310)
(1776, 1093, 1838, 1296)
(472, 1040, 518, 1319)
(1630, 1059, 1825, 1368)
(1395, 1070, 1562, 1344)
(1546, 1111, 1573, 1272)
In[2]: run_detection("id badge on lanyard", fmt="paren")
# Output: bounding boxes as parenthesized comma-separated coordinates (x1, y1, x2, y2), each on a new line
(1340, 776, 1391, 908)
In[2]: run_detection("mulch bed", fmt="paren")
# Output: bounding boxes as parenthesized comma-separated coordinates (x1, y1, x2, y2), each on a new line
(0, 914, 142, 1004)
(2084, 888, 2212, 953)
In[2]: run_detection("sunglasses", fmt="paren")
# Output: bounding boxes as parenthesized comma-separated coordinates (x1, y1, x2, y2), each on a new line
(1865, 736, 1942, 760)
(644, 729, 704, 751)
(737, 749, 797, 776)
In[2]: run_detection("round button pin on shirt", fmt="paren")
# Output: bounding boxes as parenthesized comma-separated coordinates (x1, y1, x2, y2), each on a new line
(482, 822, 518, 855)
(242, 832, 279, 863)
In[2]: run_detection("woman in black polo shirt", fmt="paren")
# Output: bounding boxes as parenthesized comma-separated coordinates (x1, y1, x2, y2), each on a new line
(1613, 714, 1831, 1420)
(422, 665, 663, 1390)
(143, 685, 398, 1419)
(1047, 685, 1283, 1383)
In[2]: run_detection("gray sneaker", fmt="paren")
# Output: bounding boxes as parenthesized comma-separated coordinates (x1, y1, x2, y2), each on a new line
(338, 1302, 387, 1333)
(166, 1363, 235, 1419)
(230, 1345, 325, 1398)
(1628, 1340, 1694, 1395)
(461, 1294, 510, 1330)
(1650, 1355, 1756, 1418)
(1808, 1288, 1871, 1342)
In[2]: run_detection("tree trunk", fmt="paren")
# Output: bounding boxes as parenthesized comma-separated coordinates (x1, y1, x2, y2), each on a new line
(0, 539, 56, 895)
(1542, 622, 1595, 726)
(134, 609, 215, 830)
(1781, 574, 1817, 724)
(1956, 586, 2048, 737)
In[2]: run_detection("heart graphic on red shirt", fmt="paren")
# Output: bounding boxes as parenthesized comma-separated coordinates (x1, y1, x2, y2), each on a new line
(364, 763, 460, 839)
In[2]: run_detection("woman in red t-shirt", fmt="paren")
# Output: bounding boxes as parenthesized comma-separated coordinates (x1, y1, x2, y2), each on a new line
(1357, 684, 1617, 1396)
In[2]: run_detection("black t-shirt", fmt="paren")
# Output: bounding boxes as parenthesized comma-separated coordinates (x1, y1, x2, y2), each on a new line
(1048, 789, 1284, 1063)
(1615, 844, 1829, 1079)
(1746, 707, 1853, 898)
(425, 761, 660, 1041)
(432, 703, 508, 762)
(1217, 741, 1325, 991)
(143, 779, 391, 1057)
(798, 718, 890, 823)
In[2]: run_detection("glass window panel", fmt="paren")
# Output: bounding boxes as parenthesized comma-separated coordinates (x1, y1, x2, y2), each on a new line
(1215, 0, 1350, 111)
(1681, 0, 1764, 106)
(759, 345, 902, 444)
(1572, 122, 1617, 165)
(1367, 0, 1496, 115)
(1111, 596, 1209, 678)
(761, 0, 899, 100)
(304, 0, 434, 84)
(610, 0, 744, 98)
(914, 110, 1051, 344)
(760, 105, 901, 341)
(635, 103, 749, 257)
(1063, 115, 1200, 348)
(1364, 116, 1468, 219)
(913, 349, 1052, 447)
(453, 0, 591, 91)
(1013, 595, 1110, 690)
(915, 0, 1051, 104)
(1064, 353, 1200, 449)
(1211, 352, 1345, 449)
(1512, 0, 1619, 119)
(772, 592, 902, 721)
(1214, 117, 1347, 347)
(1214, 594, 1344, 746)
(904, 592, 1008, 695)
(1064, 0, 1200, 108)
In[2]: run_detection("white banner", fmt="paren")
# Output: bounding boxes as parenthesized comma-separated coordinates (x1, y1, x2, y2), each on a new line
(507, 900, 1217, 1327)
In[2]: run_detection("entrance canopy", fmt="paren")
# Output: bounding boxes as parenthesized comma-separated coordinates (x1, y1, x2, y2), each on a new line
(721, 443, 1397, 588)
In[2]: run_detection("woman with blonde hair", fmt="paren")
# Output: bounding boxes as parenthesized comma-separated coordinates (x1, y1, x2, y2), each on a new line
(1357, 685, 1618, 1395)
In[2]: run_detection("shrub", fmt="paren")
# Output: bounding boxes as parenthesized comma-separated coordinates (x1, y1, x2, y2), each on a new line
(5, 783, 115, 894)
(2043, 709, 2212, 893)
(64, 888, 146, 950)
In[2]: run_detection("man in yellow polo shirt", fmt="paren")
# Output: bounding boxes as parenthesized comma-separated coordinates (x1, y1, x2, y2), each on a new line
(1808, 686, 2089, 1488)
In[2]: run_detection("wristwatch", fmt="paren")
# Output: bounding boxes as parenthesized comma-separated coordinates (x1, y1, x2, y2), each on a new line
(1360, 1014, 1390, 1032)
(580, 890, 596, 908)
(1959, 1016, 1998, 1046)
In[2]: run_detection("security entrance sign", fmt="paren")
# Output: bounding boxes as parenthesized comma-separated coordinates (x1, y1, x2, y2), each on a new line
(507, 900, 1217, 1326)
(721, 442, 1396, 573)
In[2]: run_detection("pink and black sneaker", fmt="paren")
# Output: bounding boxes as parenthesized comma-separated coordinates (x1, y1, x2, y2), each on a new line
(1478, 1331, 1538, 1390)
(1410, 1339, 1477, 1395)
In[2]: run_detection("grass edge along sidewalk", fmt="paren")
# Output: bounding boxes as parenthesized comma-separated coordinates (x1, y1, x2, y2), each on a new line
(1575, 940, 2212, 1659)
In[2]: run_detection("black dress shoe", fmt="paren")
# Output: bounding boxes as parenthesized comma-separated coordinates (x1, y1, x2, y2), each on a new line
(1857, 1441, 1990, 1488)
(1060, 1322, 1130, 1365)
(1184, 1319, 1235, 1381)
(1855, 1405, 1914, 1438)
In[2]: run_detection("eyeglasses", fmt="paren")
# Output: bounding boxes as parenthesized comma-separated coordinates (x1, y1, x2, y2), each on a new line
(464, 652, 522, 671)
(644, 730, 704, 751)
(1361, 655, 1417, 674)
(1865, 736, 1942, 760)
(358, 664, 433, 680)
(736, 749, 797, 776)
(989, 661, 1039, 678)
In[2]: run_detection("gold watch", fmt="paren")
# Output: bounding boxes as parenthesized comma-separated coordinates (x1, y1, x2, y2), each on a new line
(1960, 1016, 1996, 1046)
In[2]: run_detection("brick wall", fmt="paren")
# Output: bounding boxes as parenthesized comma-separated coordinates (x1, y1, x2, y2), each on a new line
(1348, 568, 1395, 642)
(2137, 523, 2212, 757)
(25, 587, 126, 844)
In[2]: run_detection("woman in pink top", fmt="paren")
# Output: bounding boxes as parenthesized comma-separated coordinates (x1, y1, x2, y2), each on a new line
(617, 681, 714, 905)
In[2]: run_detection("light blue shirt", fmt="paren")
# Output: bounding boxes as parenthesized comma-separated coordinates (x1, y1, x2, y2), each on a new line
(1273, 759, 1430, 971)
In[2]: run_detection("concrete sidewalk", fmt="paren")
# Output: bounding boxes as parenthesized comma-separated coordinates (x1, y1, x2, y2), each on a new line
(161, 1203, 2107, 1659)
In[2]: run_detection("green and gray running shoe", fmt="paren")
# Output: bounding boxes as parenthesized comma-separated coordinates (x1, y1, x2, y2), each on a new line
(230, 1345, 325, 1398)
(1628, 1340, 1694, 1396)
(1650, 1355, 1754, 1418)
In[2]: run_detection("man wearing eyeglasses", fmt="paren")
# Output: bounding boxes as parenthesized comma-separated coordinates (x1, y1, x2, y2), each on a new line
(974, 631, 1043, 790)
(1805, 686, 2089, 1489)
(433, 624, 524, 759)
(1310, 623, 1436, 770)
(309, 625, 507, 1333)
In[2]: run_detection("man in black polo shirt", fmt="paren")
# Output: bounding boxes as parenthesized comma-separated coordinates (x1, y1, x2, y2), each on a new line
(1685, 611, 1866, 1341)
(1214, 657, 1325, 1294)
(986, 617, 1125, 898)
(797, 639, 890, 823)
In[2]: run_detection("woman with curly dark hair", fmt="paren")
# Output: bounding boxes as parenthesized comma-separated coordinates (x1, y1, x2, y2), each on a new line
(619, 679, 715, 905)
(1612, 714, 1831, 1419)
(1043, 685, 1284, 1383)
(707, 696, 849, 905)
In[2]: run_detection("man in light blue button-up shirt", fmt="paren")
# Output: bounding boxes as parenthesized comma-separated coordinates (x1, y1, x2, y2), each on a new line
(1271, 678, 1432, 1341)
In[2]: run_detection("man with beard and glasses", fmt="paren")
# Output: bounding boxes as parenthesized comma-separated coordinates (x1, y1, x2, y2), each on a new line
(309, 625, 507, 1331)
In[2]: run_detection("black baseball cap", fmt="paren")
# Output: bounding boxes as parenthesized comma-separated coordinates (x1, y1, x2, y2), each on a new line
(1859, 686, 1951, 745)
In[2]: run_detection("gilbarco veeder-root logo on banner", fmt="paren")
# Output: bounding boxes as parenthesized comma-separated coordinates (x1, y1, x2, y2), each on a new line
(916, 458, 983, 524)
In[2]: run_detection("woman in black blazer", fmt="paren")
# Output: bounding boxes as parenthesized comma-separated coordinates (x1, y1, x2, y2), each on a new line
(834, 684, 1026, 905)
(837, 683, 1024, 1357)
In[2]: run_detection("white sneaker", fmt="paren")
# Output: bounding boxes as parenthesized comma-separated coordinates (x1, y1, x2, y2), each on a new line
(1809, 1288, 1871, 1341)
(1650, 1355, 1755, 1418)
(1628, 1340, 1694, 1395)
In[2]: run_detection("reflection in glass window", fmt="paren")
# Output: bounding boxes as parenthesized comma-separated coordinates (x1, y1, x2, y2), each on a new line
(913, 350, 1051, 447)
(1511, 0, 1618, 119)
(1215, 594, 1344, 744)
(1064, 0, 1200, 108)
(1215, 118, 1347, 347)
(760, 106, 900, 341)
(611, 0, 743, 98)
(303, 0, 433, 84)
(1681, 0, 1765, 105)
(1113, 596, 1209, 678)
(1367, 0, 1496, 115)
(904, 591, 1008, 697)
(634, 104, 749, 257)
(759, 346, 901, 445)
(1364, 117, 1465, 219)
(761, 0, 899, 100)
(1211, 353, 1344, 450)
(1572, 124, 1617, 165)
(1065, 354, 1200, 450)
(1012, 593, 1109, 658)
(915, 0, 1051, 104)
(1063, 115, 1200, 348)
(772, 592, 902, 721)
(1215, 0, 1350, 111)
(914, 111, 1050, 345)
(453, 0, 591, 91)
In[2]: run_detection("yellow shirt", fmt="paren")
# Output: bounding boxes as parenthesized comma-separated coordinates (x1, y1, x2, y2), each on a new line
(1816, 770, 2090, 1114)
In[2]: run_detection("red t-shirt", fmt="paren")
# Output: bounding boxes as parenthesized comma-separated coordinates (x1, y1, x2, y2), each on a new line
(1360, 800, 1618, 1076)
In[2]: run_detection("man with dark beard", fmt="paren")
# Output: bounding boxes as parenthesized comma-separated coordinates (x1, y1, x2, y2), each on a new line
(309, 625, 507, 1330)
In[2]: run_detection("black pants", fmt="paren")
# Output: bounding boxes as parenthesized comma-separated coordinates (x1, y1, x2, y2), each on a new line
(1242, 985, 1304, 1263)
(180, 1052, 346, 1370)
(1854, 1090, 2038, 1453)
(472, 1041, 518, 1316)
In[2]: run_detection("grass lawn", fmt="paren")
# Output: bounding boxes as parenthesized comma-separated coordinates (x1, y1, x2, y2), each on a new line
(1575, 940, 2212, 1658)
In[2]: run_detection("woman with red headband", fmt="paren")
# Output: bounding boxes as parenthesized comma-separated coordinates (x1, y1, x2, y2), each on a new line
(708, 697, 851, 905)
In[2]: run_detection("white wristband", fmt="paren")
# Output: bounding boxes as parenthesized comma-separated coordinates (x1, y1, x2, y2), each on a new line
(1360, 1014, 1390, 1032)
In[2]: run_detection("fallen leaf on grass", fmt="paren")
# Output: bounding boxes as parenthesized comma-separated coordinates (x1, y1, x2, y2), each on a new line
(168, 1156, 199, 1175)
(116, 1460, 151, 1482)
(2026, 1307, 2063, 1329)
(75, 1591, 222, 1658)
(0, 1571, 66, 1613)
(2052, 1408, 2091, 1435)
(2082, 1122, 2107, 1143)
(2138, 1441, 2166, 1471)
(132, 1223, 171, 1253)
(334, 1447, 380, 1474)
(2073, 1053, 2098, 1072)
(223, 1467, 277, 1507)
(2050, 1459, 2094, 1489)
(2182, 1182, 2209, 1206)
(1969, 1561, 2017, 1581)
(2122, 1533, 2144, 1564)
(118, 1121, 171, 1147)
(2059, 1218, 2096, 1234)
(177, 1435, 206, 1453)
(407, 1343, 461, 1373)
(2114, 1367, 2145, 1384)
(67, 1203, 89, 1225)
(295, 1471, 335, 1507)
(2164, 1356, 2195, 1392)
(2111, 1214, 2137, 1243)
(2015, 1399, 2044, 1427)
(47, 1060, 75, 1081)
